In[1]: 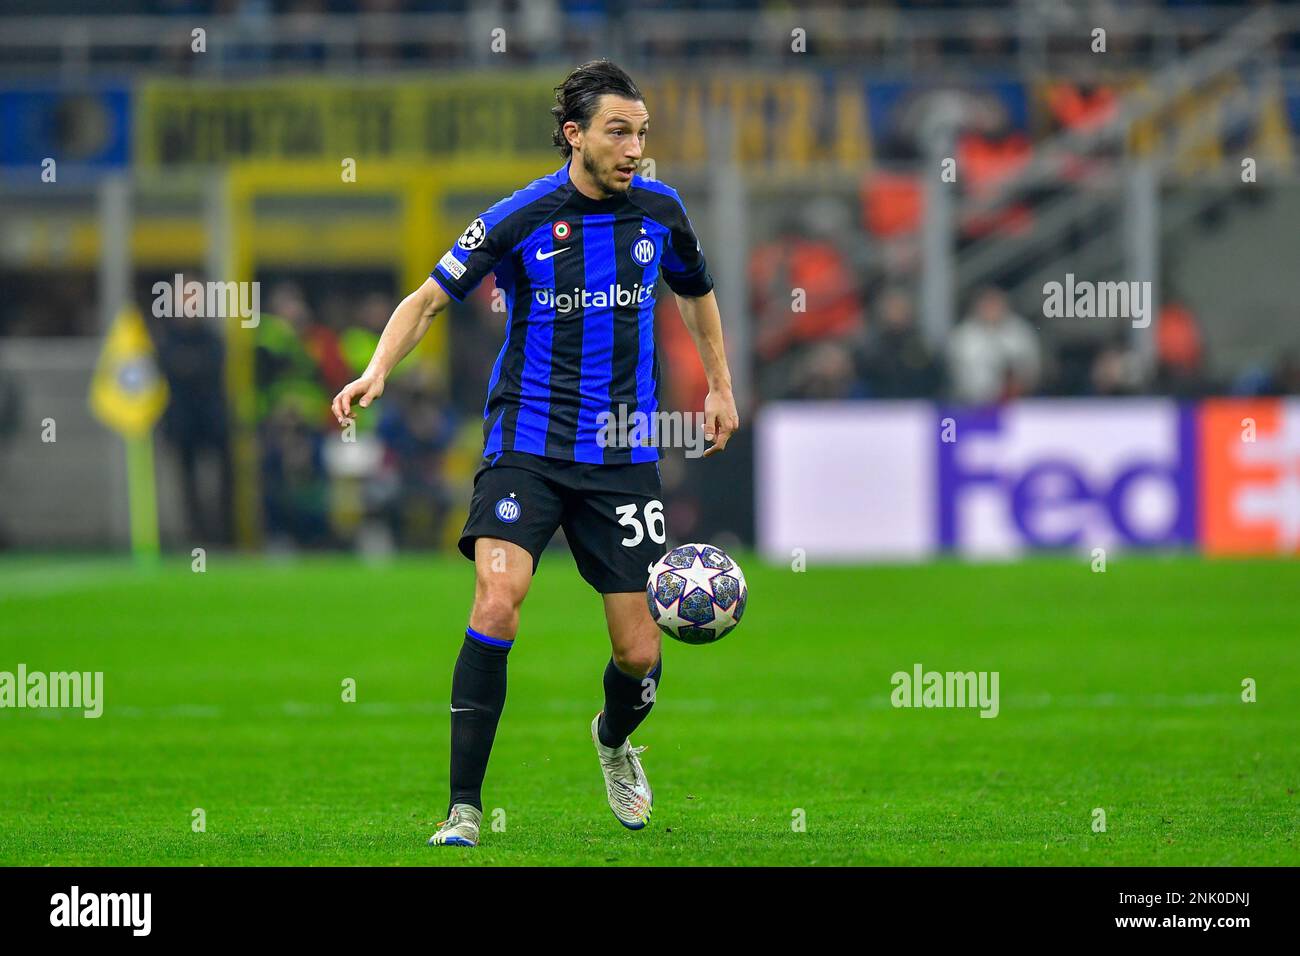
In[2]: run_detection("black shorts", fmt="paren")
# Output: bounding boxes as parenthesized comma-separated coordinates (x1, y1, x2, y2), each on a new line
(458, 451, 666, 593)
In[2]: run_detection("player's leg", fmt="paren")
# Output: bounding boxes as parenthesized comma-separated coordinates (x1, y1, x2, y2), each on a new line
(459, 535, 533, 767)
(431, 456, 561, 847)
(561, 462, 665, 829)
(586, 593, 660, 829)
(431, 538, 533, 847)
(597, 591, 662, 749)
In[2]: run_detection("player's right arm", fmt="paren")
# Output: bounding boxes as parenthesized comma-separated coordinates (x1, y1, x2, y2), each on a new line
(331, 276, 451, 424)
(333, 192, 528, 424)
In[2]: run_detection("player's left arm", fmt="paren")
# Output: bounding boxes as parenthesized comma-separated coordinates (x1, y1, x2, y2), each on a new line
(675, 290, 739, 458)
(657, 187, 738, 457)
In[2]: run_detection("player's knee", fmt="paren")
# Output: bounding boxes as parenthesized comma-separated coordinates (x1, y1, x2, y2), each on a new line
(470, 590, 521, 639)
(613, 645, 660, 678)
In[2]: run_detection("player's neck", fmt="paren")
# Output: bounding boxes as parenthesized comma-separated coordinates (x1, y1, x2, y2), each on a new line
(567, 157, 618, 202)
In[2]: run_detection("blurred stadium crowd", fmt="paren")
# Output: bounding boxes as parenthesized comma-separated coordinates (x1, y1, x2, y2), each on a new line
(9, 0, 1300, 75)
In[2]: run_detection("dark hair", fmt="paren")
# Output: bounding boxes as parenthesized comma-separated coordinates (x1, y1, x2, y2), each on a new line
(551, 59, 644, 159)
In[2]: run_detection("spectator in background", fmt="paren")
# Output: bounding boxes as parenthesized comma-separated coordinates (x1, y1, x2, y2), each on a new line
(1089, 337, 1144, 396)
(1261, 349, 1300, 396)
(338, 291, 397, 435)
(749, 202, 865, 400)
(156, 302, 233, 546)
(947, 286, 1041, 404)
(0, 366, 19, 445)
(957, 107, 1034, 243)
(254, 281, 349, 549)
(858, 285, 942, 398)
(261, 401, 332, 549)
(448, 282, 509, 418)
(373, 368, 459, 549)
(1153, 298, 1206, 397)
(785, 340, 864, 401)
(1045, 79, 1119, 143)
(0, 367, 21, 548)
(752, 207, 863, 361)
(255, 281, 348, 425)
(340, 291, 390, 379)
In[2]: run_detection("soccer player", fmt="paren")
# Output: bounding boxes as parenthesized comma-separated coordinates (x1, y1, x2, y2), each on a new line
(331, 60, 738, 847)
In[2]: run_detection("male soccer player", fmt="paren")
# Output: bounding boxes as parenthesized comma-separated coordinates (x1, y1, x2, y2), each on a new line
(331, 59, 738, 847)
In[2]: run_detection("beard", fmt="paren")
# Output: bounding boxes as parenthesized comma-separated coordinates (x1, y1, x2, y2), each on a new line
(582, 149, 628, 196)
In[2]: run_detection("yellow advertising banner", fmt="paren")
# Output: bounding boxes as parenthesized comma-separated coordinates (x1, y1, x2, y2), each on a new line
(134, 73, 871, 171)
(135, 75, 555, 167)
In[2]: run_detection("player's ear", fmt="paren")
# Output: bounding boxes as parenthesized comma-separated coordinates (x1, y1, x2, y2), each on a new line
(563, 120, 582, 153)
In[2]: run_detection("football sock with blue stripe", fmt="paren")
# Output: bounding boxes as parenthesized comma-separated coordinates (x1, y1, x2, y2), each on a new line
(448, 627, 512, 813)
(598, 656, 662, 749)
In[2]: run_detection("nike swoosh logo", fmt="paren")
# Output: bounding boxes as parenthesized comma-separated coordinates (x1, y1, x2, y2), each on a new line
(535, 247, 570, 261)
(450, 707, 473, 713)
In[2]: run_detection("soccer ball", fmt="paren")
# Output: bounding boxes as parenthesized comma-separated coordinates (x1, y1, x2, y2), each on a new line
(646, 543, 748, 645)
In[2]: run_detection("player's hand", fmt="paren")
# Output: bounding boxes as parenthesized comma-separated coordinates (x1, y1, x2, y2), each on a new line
(331, 373, 385, 425)
(702, 387, 739, 458)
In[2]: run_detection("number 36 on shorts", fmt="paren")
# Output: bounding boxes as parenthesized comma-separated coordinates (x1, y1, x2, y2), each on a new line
(615, 500, 666, 547)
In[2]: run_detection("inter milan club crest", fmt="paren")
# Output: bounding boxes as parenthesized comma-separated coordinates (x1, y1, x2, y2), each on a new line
(494, 493, 521, 523)
(552, 221, 571, 241)
(457, 217, 487, 251)
(632, 236, 656, 265)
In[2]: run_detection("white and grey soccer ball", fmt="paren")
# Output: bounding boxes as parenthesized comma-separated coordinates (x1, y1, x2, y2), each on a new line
(646, 543, 748, 645)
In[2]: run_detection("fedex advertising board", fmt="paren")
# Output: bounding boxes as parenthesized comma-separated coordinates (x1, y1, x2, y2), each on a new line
(1200, 399, 1300, 555)
(757, 399, 1300, 561)
(936, 401, 1195, 557)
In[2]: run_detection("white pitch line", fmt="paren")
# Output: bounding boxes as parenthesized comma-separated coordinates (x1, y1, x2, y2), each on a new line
(0, 562, 143, 602)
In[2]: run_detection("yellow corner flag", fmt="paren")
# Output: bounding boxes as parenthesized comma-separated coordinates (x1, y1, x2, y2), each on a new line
(89, 306, 169, 564)
(90, 306, 169, 438)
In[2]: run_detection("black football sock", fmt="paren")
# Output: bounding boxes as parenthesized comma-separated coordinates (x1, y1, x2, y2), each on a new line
(598, 656, 662, 749)
(448, 627, 512, 814)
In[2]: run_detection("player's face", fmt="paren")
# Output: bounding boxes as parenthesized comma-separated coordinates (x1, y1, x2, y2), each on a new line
(576, 95, 649, 196)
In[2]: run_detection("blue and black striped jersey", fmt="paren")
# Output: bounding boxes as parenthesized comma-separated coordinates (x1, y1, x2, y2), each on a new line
(430, 164, 713, 465)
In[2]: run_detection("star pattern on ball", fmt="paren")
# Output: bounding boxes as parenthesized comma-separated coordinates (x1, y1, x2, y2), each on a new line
(646, 544, 747, 645)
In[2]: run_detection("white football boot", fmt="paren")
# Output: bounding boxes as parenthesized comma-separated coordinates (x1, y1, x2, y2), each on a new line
(591, 713, 653, 830)
(427, 803, 482, 847)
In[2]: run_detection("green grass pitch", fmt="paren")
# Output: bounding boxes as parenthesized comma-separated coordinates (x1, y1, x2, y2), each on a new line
(0, 552, 1295, 866)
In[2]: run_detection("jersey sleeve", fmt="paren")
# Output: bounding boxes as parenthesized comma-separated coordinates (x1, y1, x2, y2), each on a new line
(660, 194, 714, 298)
(430, 201, 521, 302)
